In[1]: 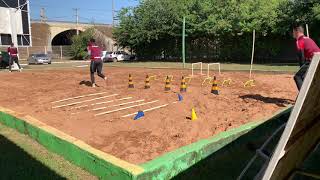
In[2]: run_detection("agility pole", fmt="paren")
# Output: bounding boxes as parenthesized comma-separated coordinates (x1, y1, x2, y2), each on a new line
(51, 92, 109, 104)
(249, 29, 256, 79)
(52, 94, 118, 109)
(244, 29, 256, 87)
(121, 104, 169, 118)
(95, 100, 159, 116)
(92, 99, 145, 111)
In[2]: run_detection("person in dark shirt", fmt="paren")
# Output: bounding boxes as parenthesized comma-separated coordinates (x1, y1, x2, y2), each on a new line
(292, 25, 320, 90)
(87, 39, 107, 87)
(7, 43, 22, 72)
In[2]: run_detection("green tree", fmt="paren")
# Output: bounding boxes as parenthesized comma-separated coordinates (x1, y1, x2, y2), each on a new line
(313, 3, 320, 20)
(113, 0, 319, 62)
(70, 28, 94, 60)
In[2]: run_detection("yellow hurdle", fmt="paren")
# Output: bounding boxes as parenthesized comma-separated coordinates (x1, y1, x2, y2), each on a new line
(222, 79, 232, 86)
(244, 79, 255, 87)
(202, 77, 213, 86)
(184, 76, 192, 84)
(149, 75, 157, 81)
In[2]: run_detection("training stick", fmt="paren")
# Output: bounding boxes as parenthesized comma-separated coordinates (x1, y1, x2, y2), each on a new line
(51, 92, 109, 104)
(121, 103, 169, 118)
(92, 99, 145, 111)
(91, 97, 132, 106)
(71, 97, 132, 110)
(52, 94, 118, 109)
(95, 100, 159, 116)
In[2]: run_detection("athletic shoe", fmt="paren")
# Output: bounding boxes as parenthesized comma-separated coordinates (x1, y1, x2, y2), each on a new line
(92, 83, 96, 88)
(104, 77, 108, 81)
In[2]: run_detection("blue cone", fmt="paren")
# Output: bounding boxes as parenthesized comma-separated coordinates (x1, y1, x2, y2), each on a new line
(134, 111, 145, 120)
(178, 94, 183, 102)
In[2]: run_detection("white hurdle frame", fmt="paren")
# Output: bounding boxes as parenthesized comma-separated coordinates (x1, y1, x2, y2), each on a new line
(191, 62, 203, 76)
(207, 63, 221, 77)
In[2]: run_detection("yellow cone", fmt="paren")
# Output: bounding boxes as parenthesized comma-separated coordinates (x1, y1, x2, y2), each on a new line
(191, 108, 198, 121)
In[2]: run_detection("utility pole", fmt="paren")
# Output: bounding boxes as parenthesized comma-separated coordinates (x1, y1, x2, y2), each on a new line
(73, 8, 79, 35)
(112, 0, 115, 27)
(40, 7, 47, 22)
(182, 16, 186, 68)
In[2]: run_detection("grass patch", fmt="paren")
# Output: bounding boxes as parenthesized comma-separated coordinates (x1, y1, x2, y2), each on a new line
(0, 123, 97, 180)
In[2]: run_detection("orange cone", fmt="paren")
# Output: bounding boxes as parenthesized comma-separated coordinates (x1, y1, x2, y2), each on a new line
(145, 75, 150, 89)
(180, 76, 187, 93)
(211, 76, 219, 95)
(128, 74, 134, 88)
(164, 76, 171, 92)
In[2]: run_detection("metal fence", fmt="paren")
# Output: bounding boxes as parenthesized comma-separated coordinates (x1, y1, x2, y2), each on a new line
(0, 46, 73, 60)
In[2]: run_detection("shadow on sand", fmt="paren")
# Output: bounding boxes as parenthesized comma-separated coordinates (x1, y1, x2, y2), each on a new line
(239, 94, 295, 107)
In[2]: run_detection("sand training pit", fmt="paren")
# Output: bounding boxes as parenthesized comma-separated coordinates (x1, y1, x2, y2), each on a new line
(0, 67, 297, 164)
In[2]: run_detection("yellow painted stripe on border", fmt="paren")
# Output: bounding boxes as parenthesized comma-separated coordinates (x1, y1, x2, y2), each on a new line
(0, 107, 16, 114)
(0, 106, 144, 175)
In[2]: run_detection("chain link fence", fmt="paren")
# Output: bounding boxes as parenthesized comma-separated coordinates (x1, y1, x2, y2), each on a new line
(0, 46, 73, 61)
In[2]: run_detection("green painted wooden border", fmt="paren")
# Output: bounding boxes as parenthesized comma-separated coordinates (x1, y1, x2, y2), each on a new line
(0, 107, 292, 180)
(0, 110, 141, 180)
(138, 107, 292, 180)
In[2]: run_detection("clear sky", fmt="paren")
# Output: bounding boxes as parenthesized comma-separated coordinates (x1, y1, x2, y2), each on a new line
(30, 0, 139, 24)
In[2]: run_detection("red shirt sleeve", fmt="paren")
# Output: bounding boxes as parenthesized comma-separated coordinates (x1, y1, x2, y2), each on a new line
(296, 38, 305, 51)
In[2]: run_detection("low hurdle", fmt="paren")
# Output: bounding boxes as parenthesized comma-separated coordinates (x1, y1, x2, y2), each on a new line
(191, 62, 203, 77)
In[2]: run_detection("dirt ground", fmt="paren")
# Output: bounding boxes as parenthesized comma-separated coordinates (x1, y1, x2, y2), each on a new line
(0, 67, 297, 164)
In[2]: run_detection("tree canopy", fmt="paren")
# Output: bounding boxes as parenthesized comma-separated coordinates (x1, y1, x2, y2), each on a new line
(114, 0, 320, 62)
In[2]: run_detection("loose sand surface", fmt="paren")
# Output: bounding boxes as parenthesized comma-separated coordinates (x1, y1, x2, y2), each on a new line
(0, 67, 297, 164)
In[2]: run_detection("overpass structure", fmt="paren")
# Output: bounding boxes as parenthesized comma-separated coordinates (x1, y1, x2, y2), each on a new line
(31, 20, 116, 51)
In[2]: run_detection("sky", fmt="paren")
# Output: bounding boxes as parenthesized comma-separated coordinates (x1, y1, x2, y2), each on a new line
(30, 0, 139, 24)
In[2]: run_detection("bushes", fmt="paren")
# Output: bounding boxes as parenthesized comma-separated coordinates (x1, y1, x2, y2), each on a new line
(70, 28, 94, 60)
(114, 0, 320, 63)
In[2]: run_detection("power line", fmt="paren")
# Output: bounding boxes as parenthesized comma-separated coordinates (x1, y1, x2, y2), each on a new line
(112, 0, 115, 27)
(40, 7, 47, 22)
(73, 8, 79, 35)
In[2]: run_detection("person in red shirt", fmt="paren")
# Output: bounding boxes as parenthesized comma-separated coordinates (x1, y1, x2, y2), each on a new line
(7, 43, 22, 72)
(293, 25, 320, 90)
(87, 39, 107, 87)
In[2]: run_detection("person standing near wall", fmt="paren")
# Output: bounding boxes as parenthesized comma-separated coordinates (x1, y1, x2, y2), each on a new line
(7, 43, 22, 72)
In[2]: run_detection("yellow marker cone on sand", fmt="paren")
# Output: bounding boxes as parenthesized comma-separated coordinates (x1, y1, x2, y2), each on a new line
(191, 108, 198, 121)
